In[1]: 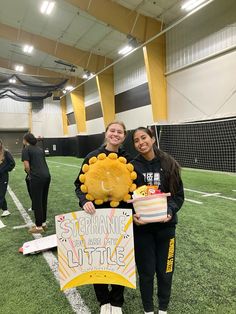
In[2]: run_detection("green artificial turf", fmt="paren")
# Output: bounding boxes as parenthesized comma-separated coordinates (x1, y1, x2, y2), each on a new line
(0, 157, 235, 313)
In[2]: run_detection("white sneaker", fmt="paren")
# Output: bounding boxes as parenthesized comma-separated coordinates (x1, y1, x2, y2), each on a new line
(111, 306, 122, 314)
(159, 311, 167, 314)
(100, 303, 111, 314)
(1, 210, 10, 217)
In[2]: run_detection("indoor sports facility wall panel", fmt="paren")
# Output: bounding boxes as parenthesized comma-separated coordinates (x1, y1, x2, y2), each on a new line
(32, 98, 63, 138)
(167, 50, 236, 123)
(166, 0, 236, 73)
(83, 49, 151, 134)
(0, 98, 29, 130)
(114, 49, 147, 95)
(86, 117, 105, 135)
(84, 78, 100, 107)
(65, 94, 73, 114)
(115, 105, 153, 130)
(68, 124, 78, 137)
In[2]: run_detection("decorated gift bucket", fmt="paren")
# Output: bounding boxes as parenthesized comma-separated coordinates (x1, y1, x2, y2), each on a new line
(128, 193, 170, 223)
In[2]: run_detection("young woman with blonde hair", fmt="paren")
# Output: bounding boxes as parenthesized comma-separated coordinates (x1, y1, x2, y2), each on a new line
(74, 121, 131, 314)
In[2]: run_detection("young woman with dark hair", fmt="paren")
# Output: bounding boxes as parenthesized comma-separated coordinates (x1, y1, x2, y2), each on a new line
(0, 139, 15, 217)
(131, 127, 184, 314)
(22, 132, 51, 233)
(74, 121, 131, 314)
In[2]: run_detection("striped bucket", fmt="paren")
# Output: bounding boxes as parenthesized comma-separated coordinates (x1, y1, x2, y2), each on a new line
(128, 193, 170, 223)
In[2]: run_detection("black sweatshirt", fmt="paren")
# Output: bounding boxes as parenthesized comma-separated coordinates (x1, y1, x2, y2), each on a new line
(74, 145, 132, 209)
(131, 154, 184, 227)
(21, 145, 50, 180)
(0, 150, 15, 180)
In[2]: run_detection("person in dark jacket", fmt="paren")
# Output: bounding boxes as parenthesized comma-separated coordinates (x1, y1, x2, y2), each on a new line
(74, 121, 131, 314)
(131, 127, 184, 314)
(22, 133, 51, 234)
(0, 139, 15, 217)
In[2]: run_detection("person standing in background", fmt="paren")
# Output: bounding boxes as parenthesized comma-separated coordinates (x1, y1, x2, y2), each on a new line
(22, 133, 51, 233)
(0, 139, 15, 217)
(131, 127, 184, 314)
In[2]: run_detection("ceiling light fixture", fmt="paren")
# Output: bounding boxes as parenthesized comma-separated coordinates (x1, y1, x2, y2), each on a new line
(40, 1, 55, 15)
(9, 78, 16, 84)
(23, 44, 34, 54)
(118, 35, 139, 55)
(15, 65, 24, 72)
(82, 70, 94, 80)
(181, 0, 206, 11)
(118, 45, 133, 55)
(64, 85, 74, 91)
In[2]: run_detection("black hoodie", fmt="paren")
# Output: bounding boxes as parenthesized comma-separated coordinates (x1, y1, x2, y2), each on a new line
(0, 150, 15, 180)
(74, 145, 132, 209)
(131, 154, 184, 227)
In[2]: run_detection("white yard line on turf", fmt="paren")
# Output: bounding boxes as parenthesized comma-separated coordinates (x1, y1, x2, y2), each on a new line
(7, 186, 90, 314)
(185, 188, 236, 201)
(183, 167, 236, 176)
(47, 160, 80, 168)
(201, 193, 221, 197)
(0, 219, 6, 229)
(13, 224, 31, 229)
(185, 198, 202, 204)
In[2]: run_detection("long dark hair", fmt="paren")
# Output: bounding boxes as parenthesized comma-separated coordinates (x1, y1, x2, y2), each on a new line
(23, 133, 37, 146)
(132, 127, 181, 195)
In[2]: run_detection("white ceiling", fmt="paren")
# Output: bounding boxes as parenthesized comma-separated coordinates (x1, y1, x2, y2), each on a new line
(0, 0, 212, 83)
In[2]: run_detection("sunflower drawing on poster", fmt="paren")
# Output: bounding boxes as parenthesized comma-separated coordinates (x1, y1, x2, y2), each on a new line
(55, 208, 136, 290)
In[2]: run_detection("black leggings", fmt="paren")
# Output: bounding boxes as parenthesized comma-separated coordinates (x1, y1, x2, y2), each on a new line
(0, 177, 8, 211)
(30, 177, 50, 226)
(93, 284, 124, 307)
(134, 225, 176, 312)
(25, 175, 32, 200)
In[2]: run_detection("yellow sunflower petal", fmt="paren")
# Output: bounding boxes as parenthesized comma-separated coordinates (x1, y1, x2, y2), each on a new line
(95, 199, 104, 205)
(82, 164, 89, 173)
(81, 184, 88, 193)
(126, 163, 134, 172)
(123, 194, 131, 201)
(89, 156, 97, 164)
(110, 201, 119, 207)
(79, 174, 85, 183)
(129, 183, 137, 192)
(97, 153, 106, 160)
(86, 194, 94, 201)
(131, 171, 137, 180)
(118, 156, 127, 164)
(108, 153, 118, 160)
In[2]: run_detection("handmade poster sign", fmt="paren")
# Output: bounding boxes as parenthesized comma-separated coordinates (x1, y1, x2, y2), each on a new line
(55, 208, 136, 291)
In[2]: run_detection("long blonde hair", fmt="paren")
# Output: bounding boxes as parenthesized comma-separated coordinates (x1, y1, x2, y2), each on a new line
(0, 139, 5, 162)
